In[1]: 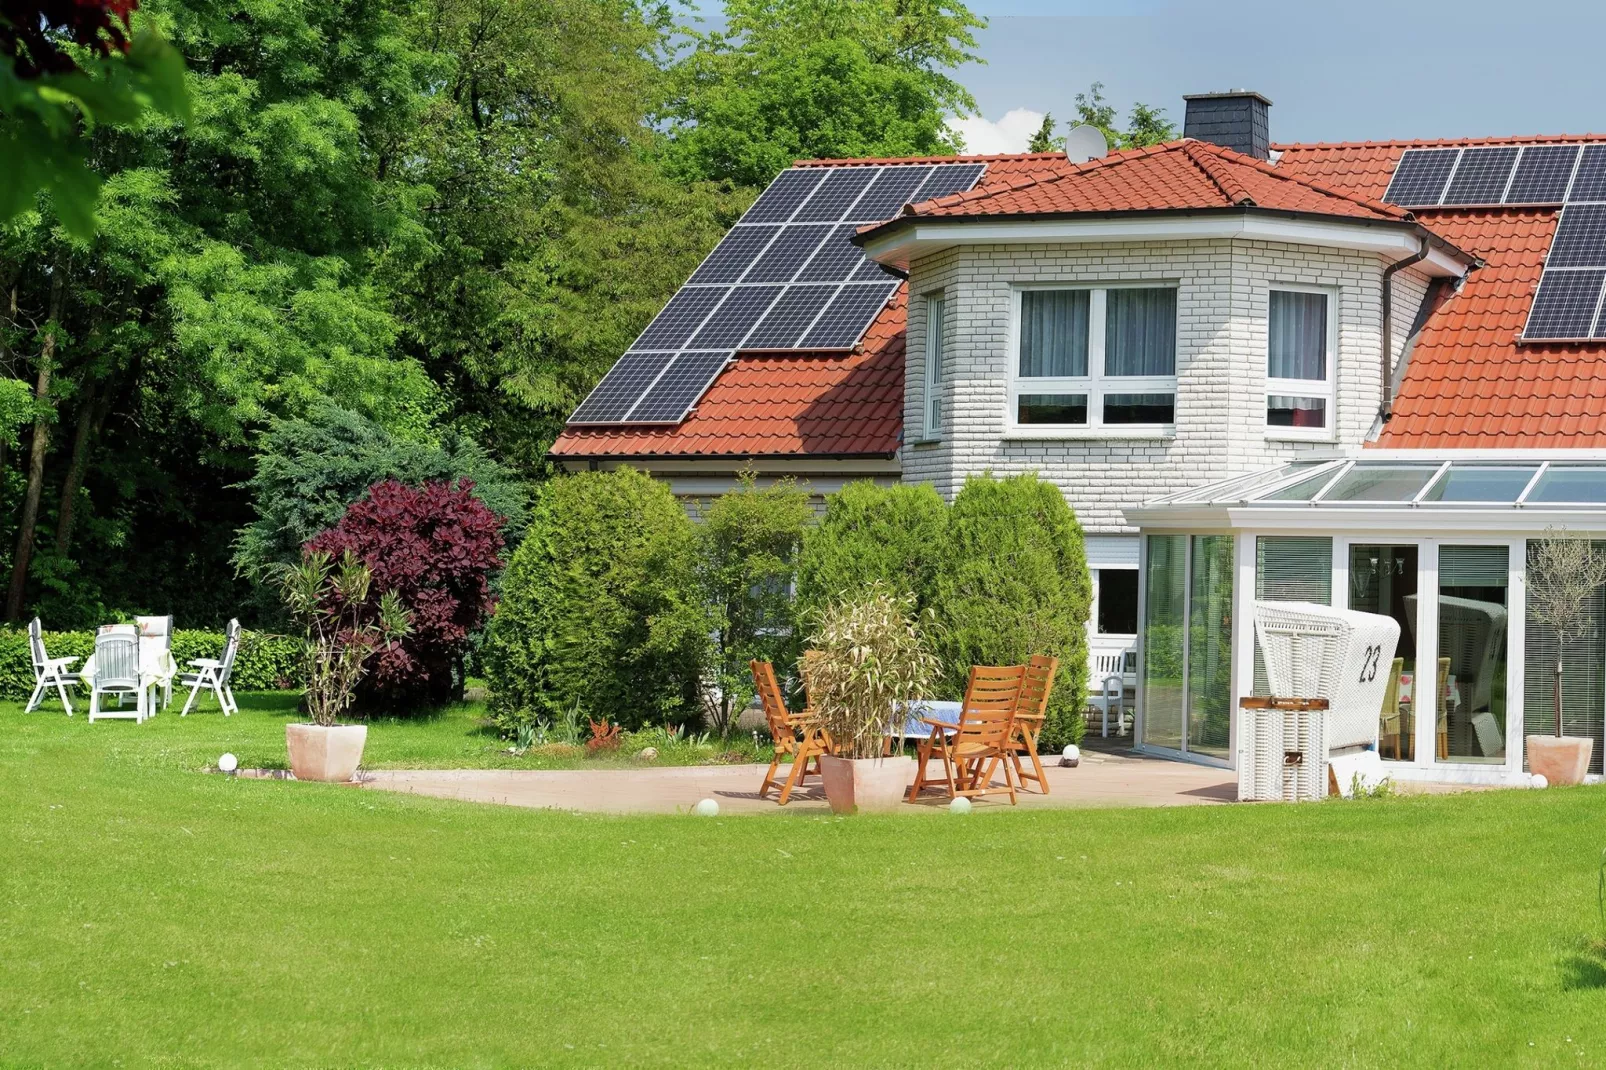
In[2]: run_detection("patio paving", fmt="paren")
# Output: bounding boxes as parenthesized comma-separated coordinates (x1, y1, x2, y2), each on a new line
(356, 748, 1240, 814)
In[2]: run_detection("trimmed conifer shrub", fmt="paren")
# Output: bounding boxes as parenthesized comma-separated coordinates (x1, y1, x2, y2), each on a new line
(483, 467, 709, 734)
(795, 481, 947, 627)
(931, 472, 1091, 750)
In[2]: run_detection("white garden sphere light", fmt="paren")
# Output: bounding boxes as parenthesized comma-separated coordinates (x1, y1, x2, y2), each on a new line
(1061, 744, 1080, 768)
(218, 752, 238, 774)
(1531, 773, 1549, 790)
(949, 797, 972, 814)
(693, 798, 720, 817)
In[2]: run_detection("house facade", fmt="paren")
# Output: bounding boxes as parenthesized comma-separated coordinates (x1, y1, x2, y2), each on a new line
(552, 91, 1606, 785)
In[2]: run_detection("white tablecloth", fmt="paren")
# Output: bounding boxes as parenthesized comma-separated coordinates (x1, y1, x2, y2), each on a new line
(81, 648, 178, 692)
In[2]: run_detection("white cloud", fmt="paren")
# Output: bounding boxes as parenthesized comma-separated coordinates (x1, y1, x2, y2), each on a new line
(947, 108, 1047, 156)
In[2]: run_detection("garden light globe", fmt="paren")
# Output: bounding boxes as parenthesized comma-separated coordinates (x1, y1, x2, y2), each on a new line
(1531, 773, 1549, 790)
(218, 752, 238, 773)
(1061, 744, 1080, 768)
(694, 798, 719, 817)
(949, 797, 972, 814)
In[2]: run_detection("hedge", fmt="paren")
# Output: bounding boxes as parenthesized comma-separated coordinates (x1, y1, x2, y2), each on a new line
(0, 628, 304, 699)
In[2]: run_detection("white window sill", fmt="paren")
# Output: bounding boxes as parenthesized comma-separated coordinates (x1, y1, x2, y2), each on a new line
(1264, 431, 1337, 444)
(1003, 427, 1176, 442)
(910, 437, 943, 448)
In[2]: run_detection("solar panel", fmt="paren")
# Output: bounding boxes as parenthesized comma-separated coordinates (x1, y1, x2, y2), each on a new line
(851, 256, 895, 282)
(1524, 269, 1605, 339)
(633, 286, 728, 349)
(626, 353, 733, 424)
(1547, 204, 1606, 268)
(1506, 145, 1579, 203)
(1383, 148, 1458, 205)
(913, 162, 986, 204)
(688, 225, 781, 284)
(568, 352, 673, 424)
(796, 224, 869, 282)
(799, 283, 898, 349)
(1568, 146, 1606, 202)
(793, 168, 878, 223)
(739, 284, 839, 349)
(1442, 146, 1519, 205)
(852, 166, 934, 220)
(687, 285, 783, 349)
(742, 224, 833, 283)
(744, 168, 825, 223)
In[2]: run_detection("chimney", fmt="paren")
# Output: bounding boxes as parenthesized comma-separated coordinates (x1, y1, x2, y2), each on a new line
(1182, 91, 1273, 160)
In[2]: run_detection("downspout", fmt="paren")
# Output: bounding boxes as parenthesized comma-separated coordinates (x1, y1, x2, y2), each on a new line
(1379, 237, 1431, 422)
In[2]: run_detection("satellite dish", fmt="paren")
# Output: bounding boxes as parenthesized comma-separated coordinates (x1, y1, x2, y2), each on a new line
(1063, 124, 1109, 164)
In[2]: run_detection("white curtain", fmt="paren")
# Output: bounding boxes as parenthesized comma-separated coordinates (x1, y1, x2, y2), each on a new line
(1019, 290, 1089, 377)
(1105, 288, 1176, 375)
(1268, 290, 1327, 380)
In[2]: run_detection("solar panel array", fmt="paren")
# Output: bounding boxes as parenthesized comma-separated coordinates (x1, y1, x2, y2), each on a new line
(568, 161, 986, 425)
(1383, 143, 1606, 340)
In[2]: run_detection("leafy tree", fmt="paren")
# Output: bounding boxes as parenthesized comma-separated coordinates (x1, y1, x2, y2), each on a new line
(1027, 112, 1059, 154)
(232, 402, 526, 596)
(796, 480, 946, 629)
(697, 474, 813, 734)
(308, 480, 505, 710)
(1073, 81, 1177, 151)
(1124, 101, 1177, 148)
(483, 467, 708, 734)
(931, 472, 1091, 750)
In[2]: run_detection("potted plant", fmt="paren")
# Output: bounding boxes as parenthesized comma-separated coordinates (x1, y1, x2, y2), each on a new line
(1525, 533, 1606, 786)
(279, 549, 410, 782)
(807, 585, 939, 813)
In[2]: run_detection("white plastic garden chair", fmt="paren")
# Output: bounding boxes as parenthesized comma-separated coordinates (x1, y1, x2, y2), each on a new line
(135, 615, 175, 711)
(25, 617, 82, 715)
(179, 619, 239, 716)
(88, 628, 146, 723)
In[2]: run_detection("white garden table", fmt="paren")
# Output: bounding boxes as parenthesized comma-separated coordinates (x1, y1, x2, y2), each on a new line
(81, 634, 178, 721)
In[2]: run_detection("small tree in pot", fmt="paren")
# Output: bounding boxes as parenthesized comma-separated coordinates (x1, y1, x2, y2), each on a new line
(279, 550, 410, 782)
(1526, 533, 1606, 785)
(807, 584, 939, 813)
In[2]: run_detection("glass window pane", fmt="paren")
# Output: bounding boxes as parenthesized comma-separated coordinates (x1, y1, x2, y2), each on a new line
(1322, 465, 1438, 502)
(924, 295, 944, 436)
(1349, 545, 1419, 760)
(1421, 465, 1537, 503)
(1187, 535, 1234, 759)
(1098, 568, 1139, 635)
(1142, 535, 1186, 751)
(1527, 467, 1606, 504)
(1524, 539, 1606, 774)
(1017, 393, 1087, 424)
(1268, 290, 1328, 380)
(1105, 288, 1176, 376)
(1104, 392, 1174, 424)
(1019, 290, 1089, 377)
(1267, 395, 1327, 428)
(1437, 546, 1509, 765)
(1258, 467, 1341, 502)
(1253, 536, 1332, 697)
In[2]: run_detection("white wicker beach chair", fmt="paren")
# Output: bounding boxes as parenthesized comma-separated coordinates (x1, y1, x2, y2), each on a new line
(25, 617, 82, 715)
(179, 619, 239, 716)
(88, 627, 145, 722)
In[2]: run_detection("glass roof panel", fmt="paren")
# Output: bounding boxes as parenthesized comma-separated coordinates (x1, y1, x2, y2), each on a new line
(1421, 465, 1538, 503)
(1321, 465, 1439, 502)
(1526, 467, 1606, 504)
(1257, 467, 1342, 502)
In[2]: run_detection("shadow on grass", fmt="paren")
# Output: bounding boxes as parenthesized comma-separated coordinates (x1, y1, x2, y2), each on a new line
(1559, 943, 1606, 991)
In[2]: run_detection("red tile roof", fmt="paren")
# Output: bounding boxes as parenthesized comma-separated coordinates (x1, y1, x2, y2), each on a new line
(886, 140, 1409, 224)
(549, 288, 909, 460)
(1276, 140, 1606, 447)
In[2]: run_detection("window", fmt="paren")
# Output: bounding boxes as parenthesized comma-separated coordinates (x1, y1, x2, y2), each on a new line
(1010, 285, 1177, 431)
(1096, 568, 1139, 635)
(1266, 288, 1334, 437)
(922, 293, 945, 438)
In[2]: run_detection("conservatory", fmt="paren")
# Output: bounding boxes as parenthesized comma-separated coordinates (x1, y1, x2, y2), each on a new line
(1123, 454, 1606, 785)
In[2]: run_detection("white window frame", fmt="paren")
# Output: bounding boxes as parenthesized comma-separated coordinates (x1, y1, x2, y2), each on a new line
(1264, 284, 1338, 443)
(921, 291, 945, 440)
(1006, 282, 1179, 438)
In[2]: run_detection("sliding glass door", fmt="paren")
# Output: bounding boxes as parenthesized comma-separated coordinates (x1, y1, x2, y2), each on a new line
(1142, 533, 1234, 760)
(1348, 544, 1419, 761)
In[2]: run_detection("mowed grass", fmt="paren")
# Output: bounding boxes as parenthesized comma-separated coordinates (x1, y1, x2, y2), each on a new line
(5, 700, 1606, 1067)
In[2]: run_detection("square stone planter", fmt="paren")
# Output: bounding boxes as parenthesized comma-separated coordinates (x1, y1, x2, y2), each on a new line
(820, 755, 912, 814)
(286, 723, 368, 783)
(1526, 734, 1593, 786)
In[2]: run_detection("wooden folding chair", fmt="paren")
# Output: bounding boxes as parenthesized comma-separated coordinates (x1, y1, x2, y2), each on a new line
(1008, 654, 1059, 794)
(908, 664, 1026, 805)
(751, 658, 832, 805)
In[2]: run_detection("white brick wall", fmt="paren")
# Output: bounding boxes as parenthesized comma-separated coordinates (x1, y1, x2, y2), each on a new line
(902, 239, 1432, 534)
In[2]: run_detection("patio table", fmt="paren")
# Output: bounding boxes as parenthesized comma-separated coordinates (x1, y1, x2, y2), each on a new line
(81, 643, 178, 712)
(890, 700, 962, 741)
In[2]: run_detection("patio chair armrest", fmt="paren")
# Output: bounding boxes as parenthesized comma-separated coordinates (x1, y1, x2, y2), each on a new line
(47, 656, 81, 669)
(188, 658, 222, 669)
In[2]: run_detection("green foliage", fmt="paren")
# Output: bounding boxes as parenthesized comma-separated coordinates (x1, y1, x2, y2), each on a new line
(0, 625, 301, 698)
(796, 480, 946, 628)
(279, 548, 411, 726)
(807, 583, 939, 760)
(1073, 81, 1177, 151)
(932, 473, 1091, 750)
(697, 474, 813, 733)
(231, 402, 527, 593)
(0, 378, 38, 446)
(483, 468, 708, 736)
(1027, 112, 1059, 154)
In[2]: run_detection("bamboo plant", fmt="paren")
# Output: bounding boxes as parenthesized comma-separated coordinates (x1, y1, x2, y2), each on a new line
(805, 584, 940, 760)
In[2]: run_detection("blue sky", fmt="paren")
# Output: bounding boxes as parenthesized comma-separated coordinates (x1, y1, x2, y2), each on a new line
(686, 1, 1606, 153)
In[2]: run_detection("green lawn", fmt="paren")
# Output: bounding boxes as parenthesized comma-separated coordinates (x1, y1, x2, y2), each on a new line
(5, 699, 1606, 1067)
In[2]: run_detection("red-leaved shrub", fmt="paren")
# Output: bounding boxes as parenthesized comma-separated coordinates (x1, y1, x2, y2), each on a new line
(307, 479, 504, 709)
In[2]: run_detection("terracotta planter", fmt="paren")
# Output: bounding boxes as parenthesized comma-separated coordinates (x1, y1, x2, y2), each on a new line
(819, 755, 912, 814)
(1526, 734, 1594, 786)
(286, 723, 368, 783)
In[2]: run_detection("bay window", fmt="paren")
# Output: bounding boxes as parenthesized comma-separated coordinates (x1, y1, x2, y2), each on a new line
(1266, 287, 1335, 437)
(1010, 284, 1177, 431)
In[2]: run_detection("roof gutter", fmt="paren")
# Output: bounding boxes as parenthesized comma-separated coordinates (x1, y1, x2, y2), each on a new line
(1379, 237, 1431, 423)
